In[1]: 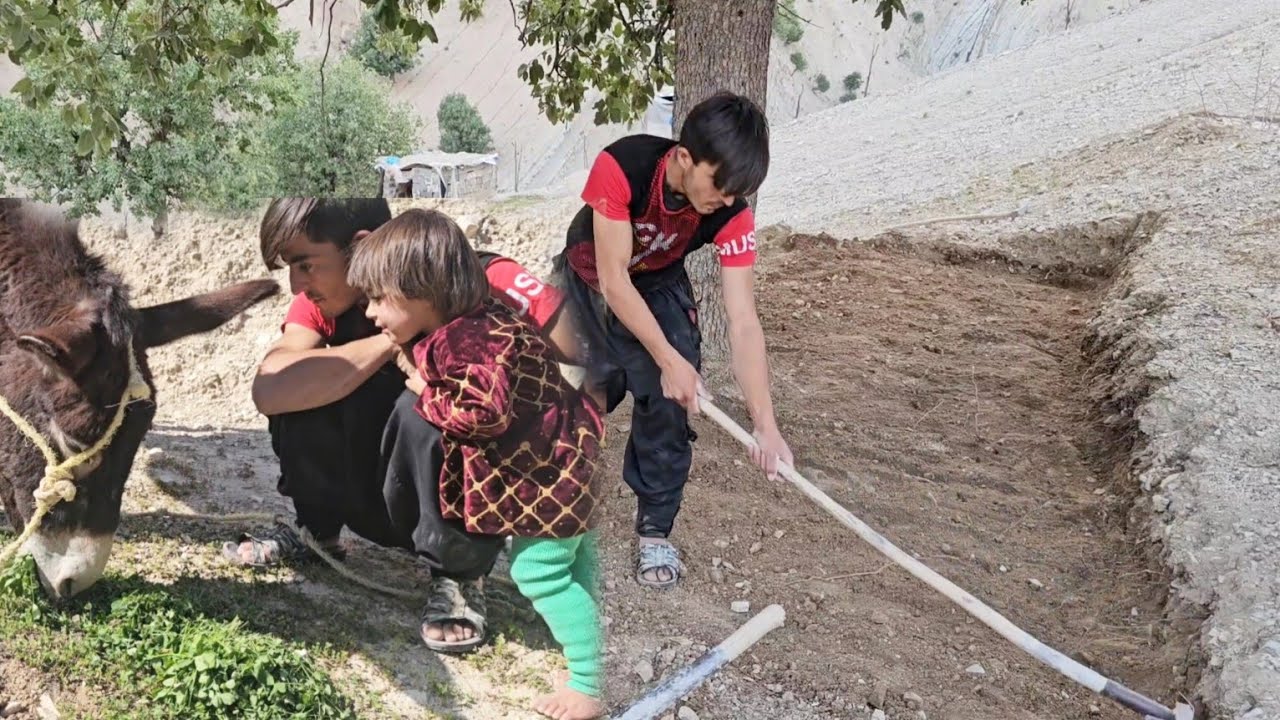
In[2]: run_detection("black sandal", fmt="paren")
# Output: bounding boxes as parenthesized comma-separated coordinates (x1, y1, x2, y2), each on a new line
(221, 520, 345, 567)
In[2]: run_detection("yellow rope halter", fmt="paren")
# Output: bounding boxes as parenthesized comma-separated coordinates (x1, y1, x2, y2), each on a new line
(0, 346, 152, 570)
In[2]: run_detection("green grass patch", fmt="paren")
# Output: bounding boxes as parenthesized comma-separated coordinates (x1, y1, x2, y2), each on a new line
(1, 555, 358, 719)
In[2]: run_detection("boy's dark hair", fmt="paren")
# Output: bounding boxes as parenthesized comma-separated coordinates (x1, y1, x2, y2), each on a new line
(678, 91, 770, 197)
(259, 198, 392, 270)
(346, 209, 488, 321)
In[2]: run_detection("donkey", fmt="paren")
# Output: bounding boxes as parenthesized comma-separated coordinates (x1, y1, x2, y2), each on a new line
(0, 199, 279, 599)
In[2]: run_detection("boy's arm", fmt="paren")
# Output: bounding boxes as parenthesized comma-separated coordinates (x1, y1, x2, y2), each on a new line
(721, 264, 793, 479)
(252, 325, 398, 415)
(595, 212, 704, 412)
(415, 339, 516, 440)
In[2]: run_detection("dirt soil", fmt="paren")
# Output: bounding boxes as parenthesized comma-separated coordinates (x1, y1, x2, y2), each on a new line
(599, 236, 1192, 720)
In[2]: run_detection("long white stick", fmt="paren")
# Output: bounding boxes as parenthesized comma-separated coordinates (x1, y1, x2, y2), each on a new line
(611, 604, 786, 720)
(698, 399, 1190, 720)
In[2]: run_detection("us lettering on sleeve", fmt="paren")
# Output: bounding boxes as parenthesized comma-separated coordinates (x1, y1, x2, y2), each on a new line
(719, 231, 757, 257)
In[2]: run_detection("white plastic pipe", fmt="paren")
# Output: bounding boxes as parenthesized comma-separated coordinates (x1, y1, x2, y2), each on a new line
(698, 399, 1190, 720)
(611, 604, 786, 720)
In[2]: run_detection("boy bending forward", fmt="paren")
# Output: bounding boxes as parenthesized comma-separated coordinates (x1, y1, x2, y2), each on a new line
(349, 209, 605, 720)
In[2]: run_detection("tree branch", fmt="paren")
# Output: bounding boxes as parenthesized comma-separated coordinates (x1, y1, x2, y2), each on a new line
(273, 0, 298, 8)
(776, 1, 819, 28)
(612, 0, 637, 38)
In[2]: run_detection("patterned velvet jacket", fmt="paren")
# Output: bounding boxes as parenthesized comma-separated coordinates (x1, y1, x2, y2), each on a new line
(413, 299, 604, 538)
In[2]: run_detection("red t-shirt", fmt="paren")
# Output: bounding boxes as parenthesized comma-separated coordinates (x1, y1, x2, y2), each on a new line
(282, 256, 564, 343)
(568, 135, 756, 289)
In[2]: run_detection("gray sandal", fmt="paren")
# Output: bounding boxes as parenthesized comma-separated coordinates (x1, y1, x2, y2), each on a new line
(636, 542, 684, 590)
(420, 576, 487, 654)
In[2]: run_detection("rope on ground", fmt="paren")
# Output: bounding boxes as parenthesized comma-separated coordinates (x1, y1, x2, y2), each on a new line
(0, 347, 152, 571)
(161, 510, 519, 597)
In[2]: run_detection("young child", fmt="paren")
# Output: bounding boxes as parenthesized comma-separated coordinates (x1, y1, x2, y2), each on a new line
(347, 208, 605, 720)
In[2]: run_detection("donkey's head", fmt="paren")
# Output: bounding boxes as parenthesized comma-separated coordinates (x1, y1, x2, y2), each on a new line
(0, 199, 278, 598)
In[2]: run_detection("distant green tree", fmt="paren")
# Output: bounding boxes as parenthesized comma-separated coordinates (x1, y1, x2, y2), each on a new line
(0, 1, 294, 226)
(261, 59, 421, 196)
(843, 72, 864, 93)
(351, 10, 420, 78)
(813, 73, 831, 93)
(437, 94, 494, 153)
(790, 52, 808, 72)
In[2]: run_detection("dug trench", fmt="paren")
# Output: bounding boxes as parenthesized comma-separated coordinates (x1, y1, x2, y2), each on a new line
(599, 213, 1206, 720)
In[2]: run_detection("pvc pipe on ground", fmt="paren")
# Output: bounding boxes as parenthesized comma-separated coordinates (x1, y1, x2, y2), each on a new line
(698, 399, 1192, 720)
(611, 604, 786, 720)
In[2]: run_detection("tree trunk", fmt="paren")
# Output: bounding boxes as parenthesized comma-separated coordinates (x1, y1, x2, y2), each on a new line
(674, 0, 775, 363)
(151, 204, 168, 240)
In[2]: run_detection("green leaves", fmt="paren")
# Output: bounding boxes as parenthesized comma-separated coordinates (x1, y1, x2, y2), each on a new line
(351, 10, 420, 78)
(438, 93, 493, 153)
(511, 0, 674, 126)
(872, 0, 908, 30)
(0, 0, 298, 220)
(0, 571, 358, 720)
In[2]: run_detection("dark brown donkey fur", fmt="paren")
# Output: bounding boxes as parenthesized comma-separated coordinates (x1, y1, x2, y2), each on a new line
(0, 199, 277, 590)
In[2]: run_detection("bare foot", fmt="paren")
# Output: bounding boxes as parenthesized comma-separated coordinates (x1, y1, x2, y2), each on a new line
(421, 620, 476, 644)
(532, 684, 604, 720)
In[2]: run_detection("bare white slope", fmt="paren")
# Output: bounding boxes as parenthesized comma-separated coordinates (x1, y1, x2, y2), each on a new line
(757, 0, 1278, 233)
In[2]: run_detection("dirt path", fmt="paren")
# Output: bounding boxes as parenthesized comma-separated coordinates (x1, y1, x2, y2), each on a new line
(600, 236, 1190, 719)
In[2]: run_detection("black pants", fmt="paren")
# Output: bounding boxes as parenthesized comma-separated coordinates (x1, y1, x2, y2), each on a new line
(268, 368, 503, 580)
(558, 255, 701, 539)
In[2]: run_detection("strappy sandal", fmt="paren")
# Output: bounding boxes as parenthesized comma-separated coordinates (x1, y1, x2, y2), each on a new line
(220, 520, 345, 568)
(636, 541, 684, 590)
(420, 576, 487, 654)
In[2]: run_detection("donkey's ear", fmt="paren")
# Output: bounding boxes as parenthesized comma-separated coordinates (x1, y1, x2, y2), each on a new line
(17, 318, 97, 379)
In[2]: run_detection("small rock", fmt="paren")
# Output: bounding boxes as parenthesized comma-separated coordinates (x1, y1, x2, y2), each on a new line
(710, 568, 726, 584)
(749, 542, 763, 554)
(915, 713, 928, 720)
(2, 701, 27, 718)
(773, 529, 785, 539)
(1090, 705, 1102, 715)
(782, 691, 795, 703)
(998, 565, 1008, 573)
(871, 711, 887, 720)
(36, 694, 58, 720)
(869, 681, 888, 708)
(903, 691, 924, 709)
(1028, 578, 1044, 590)
(870, 610, 891, 625)
(713, 539, 729, 549)
(966, 663, 987, 676)
(677, 707, 699, 720)
(635, 660, 655, 683)
(711, 557, 722, 567)
(731, 600, 751, 614)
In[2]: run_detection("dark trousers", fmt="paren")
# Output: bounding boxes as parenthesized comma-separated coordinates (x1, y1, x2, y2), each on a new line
(558, 255, 701, 539)
(268, 368, 503, 580)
